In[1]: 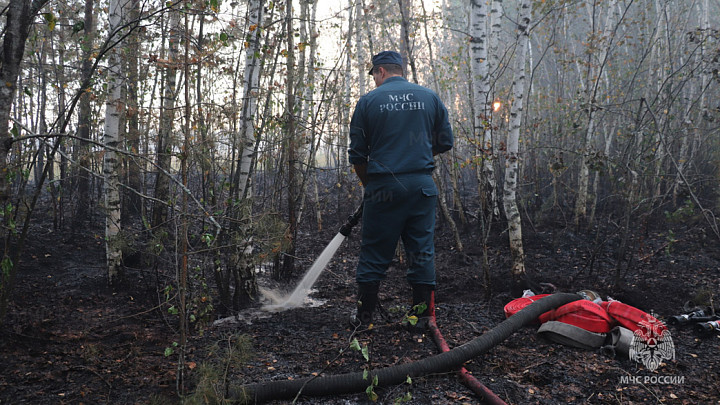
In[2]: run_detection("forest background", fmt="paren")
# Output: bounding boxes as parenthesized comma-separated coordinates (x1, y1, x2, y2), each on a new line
(0, 0, 719, 401)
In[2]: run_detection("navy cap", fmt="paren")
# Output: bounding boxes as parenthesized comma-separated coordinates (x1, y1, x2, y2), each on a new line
(369, 50, 403, 75)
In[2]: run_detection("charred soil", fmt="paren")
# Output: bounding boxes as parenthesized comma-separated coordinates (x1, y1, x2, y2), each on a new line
(1, 213, 719, 404)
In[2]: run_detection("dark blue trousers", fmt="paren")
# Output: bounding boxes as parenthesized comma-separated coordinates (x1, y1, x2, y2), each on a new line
(356, 173, 438, 285)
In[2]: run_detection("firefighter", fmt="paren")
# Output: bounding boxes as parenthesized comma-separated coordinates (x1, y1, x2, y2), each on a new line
(348, 50, 454, 328)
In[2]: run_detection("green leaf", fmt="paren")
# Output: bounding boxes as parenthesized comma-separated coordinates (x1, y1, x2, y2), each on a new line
(363, 369, 369, 380)
(361, 345, 369, 361)
(43, 13, 57, 31)
(10, 126, 19, 138)
(405, 376, 412, 384)
(201, 233, 214, 246)
(164, 347, 174, 357)
(365, 385, 378, 401)
(1, 256, 13, 279)
(350, 338, 361, 351)
(372, 375, 378, 386)
(219, 32, 228, 41)
(406, 315, 418, 326)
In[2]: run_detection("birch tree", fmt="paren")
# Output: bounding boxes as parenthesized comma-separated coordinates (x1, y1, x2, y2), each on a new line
(504, 0, 531, 292)
(230, 0, 264, 308)
(470, 0, 499, 219)
(103, 0, 131, 284)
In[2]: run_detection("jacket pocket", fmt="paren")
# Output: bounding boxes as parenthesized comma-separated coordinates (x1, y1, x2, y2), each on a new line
(421, 185, 438, 198)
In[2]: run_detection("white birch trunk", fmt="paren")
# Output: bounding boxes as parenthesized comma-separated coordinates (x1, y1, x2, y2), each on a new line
(504, 0, 531, 280)
(236, 0, 263, 201)
(233, 0, 264, 305)
(487, 0, 503, 216)
(470, 0, 498, 218)
(103, 0, 130, 284)
(700, 0, 709, 116)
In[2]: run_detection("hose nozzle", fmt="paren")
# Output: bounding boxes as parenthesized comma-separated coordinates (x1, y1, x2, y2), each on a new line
(339, 202, 364, 236)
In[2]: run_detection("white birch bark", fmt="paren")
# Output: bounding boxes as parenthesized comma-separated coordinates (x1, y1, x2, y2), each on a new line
(699, 0, 709, 116)
(470, 0, 498, 218)
(103, 0, 130, 284)
(233, 0, 264, 305)
(236, 0, 264, 202)
(504, 0, 531, 280)
(486, 0, 503, 216)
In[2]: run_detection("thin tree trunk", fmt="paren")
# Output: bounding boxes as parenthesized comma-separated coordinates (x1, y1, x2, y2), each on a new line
(294, 0, 316, 231)
(470, 0, 498, 220)
(177, 10, 192, 393)
(195, 4, 215, 238)
(485, 0, 503, 219)
(152, 6, 181, 229)
(124, 0, 142, 225)
(50, 29, 68, 230)
(574, 0, 620, 228)
(103, 0, 129, 285)
(230, 0, 264, 309)
(398, 0, 417, 80)
(74, 0, 95, 230)
(650, 0, 668, 203)
(281, 0, 299, 278)
(0, 1, 51, 326)
(504, 0, 531, 290)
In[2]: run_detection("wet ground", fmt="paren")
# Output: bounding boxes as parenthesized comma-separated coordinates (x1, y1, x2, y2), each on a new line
(1, 213, 719, 404)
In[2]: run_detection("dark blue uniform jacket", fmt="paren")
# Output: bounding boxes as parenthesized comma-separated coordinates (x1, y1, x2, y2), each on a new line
(348, 77, 453, 175)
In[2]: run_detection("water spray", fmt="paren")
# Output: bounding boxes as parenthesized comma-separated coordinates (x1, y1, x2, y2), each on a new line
(261, 202, 364, 312)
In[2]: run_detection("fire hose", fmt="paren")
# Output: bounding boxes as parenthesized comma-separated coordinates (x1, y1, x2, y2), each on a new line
(427, 316, 508, 404)
(230, 293, 582, 403)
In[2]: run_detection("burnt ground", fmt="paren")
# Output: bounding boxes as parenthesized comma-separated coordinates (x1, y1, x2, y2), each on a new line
(1, 211, 720, 404)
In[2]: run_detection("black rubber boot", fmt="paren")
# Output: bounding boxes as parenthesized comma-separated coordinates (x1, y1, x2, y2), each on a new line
(406, 284, 435, 330)
(350, 282, 380, 328)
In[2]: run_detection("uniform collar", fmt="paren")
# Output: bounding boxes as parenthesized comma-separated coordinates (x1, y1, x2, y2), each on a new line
(380, 76, 407, 85)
